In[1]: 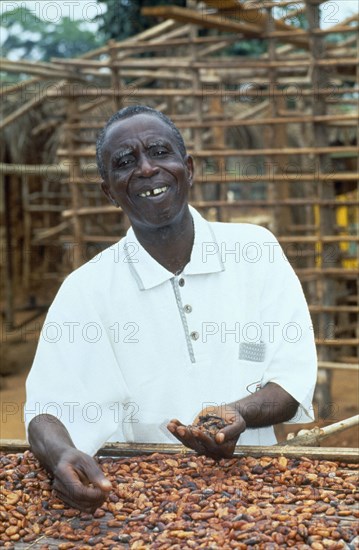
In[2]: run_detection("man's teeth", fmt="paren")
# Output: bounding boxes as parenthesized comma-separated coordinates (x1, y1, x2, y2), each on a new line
(139, 186, 168, 198)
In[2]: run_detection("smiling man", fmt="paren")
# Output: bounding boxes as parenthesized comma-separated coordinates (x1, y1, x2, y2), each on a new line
(25, 105, 317, 511)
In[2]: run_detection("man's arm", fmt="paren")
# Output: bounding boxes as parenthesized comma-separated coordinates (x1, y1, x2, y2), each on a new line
(167, 382, 298, 459)
(28, 414, 112, 512)
(233, 381, 298, 428)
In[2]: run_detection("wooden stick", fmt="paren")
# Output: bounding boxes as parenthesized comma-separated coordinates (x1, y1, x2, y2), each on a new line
(315, 339, 359, 346)
(317, 362, 359, 371)
(173, 114, 359, 127)
(264, 26, 358, 38)
(0, 58, 84, 80)
(195, 173, 359, 183)
(60, 197, 358, 217)
(310, 306, 359, 313)
(143, 5, 310, 48)
(0, 95, 46, 130)
(56, 145, 358, 157)
(48, 57, 358, 69)
(0, 439, 358, 462)
(280, 415, 359, 447)
(32, 222, 70, 242)
(277, 236, 359, 243)
(43, 86, 358, 98)
(0, 163, 69, 176)
(0, 76, 41, 98)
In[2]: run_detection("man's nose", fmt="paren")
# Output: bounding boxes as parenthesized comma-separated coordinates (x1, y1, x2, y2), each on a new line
(136, 154, 159, 177)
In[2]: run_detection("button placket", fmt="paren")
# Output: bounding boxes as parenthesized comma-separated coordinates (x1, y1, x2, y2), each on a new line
(177, 277, 199, 346)
(171, 277, 196, 363)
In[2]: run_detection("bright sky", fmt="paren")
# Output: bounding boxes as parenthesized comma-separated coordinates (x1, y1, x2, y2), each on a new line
(1, 0, 358, 28)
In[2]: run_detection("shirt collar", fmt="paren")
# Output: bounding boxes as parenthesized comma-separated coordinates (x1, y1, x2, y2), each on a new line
(125, 206, 225, 290)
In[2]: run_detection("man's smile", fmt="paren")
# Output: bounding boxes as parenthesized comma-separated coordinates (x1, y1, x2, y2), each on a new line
(137, 185, 170, 199)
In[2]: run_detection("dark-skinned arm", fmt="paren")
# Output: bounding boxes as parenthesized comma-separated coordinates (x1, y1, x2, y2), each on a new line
(28, 414, 112, 512)
(167, 382, 298, 459)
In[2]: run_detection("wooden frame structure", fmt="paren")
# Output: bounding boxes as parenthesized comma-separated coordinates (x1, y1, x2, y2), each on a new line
(1, 1, 358, 379)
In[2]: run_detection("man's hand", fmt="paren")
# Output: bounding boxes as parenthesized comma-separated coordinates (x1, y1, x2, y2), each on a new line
(168, 383, 299, 460)
(53, 448, 112, 512)
(167, 405, 246, 459)
(28, 414, 111, 512)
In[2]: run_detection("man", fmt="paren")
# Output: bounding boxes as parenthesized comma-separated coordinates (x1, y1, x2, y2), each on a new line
(25, 105, 317, 512)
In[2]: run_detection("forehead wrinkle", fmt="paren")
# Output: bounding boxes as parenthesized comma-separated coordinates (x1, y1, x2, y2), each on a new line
(147, 139, 171, 148)
(112, 146, 134, 160)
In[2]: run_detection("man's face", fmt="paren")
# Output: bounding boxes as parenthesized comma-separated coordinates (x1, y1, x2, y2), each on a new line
(101, 114, 193, 230)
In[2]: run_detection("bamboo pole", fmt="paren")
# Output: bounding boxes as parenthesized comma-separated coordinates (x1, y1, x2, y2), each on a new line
(60, 198, 358, 216)
(61, 111, 358, 128)
(0, 163, 69, 175)
(60, 173, 359, 184)
(66, 98, 83, 270)
(0, 76, 41, 98)
(188, 9, 205, 208)
(0, 439, 358, 462)
(48, 57, 359, 69)
(56, 145, 358, 157)
(43, 86, 359, 98)
(0, 94, 46, 130)
(281, 415, 359, 447)
(108, 39, 122, 111)
(0, 58, 85, 79)
(317, 362, 359, 370)
(2, 172, 14, 328)
(310, 306, 359, 313)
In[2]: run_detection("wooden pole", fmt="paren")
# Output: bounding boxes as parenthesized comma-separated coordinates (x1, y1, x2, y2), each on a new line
(306, 0, 337, 413)
(1, 439, 358, 462)
(2, 172, 14, 329)
(66, 98, 83, 269)
(281, 415, 359, 446)
(108, 39, 123, 111)
(188, 8, 205, 207)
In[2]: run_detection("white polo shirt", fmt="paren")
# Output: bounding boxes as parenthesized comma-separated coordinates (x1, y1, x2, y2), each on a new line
(25, 207, 317, 456)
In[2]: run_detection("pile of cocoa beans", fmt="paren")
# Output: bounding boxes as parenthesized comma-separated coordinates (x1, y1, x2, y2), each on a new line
(1, 450, 358, 549)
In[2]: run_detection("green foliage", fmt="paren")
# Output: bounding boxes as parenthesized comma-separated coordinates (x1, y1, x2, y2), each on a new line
(1, 7, 102, 60)
(226, 39, 267, 57)
(95, 0, 186, 41)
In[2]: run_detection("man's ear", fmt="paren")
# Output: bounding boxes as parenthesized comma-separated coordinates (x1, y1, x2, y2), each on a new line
(101, 180, 118, 207)
(185, 155, 194, 187)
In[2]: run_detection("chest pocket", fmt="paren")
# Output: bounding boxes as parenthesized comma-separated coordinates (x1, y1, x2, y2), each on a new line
(238, 342, 267, 395)
(239, 341, 266, 362)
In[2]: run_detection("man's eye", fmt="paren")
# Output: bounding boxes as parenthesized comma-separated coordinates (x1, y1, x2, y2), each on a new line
(117, 156, 134, 168)
(151, 147, 168, 157)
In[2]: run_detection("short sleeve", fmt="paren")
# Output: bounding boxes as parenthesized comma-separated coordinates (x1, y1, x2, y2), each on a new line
(259, 235, 317, 423)
(24, 275, 132, 456)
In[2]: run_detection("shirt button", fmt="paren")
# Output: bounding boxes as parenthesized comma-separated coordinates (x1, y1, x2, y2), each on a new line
(178, 278, 185, 287)
(184, 304, 192, 313)
(190, 331, 199, 341)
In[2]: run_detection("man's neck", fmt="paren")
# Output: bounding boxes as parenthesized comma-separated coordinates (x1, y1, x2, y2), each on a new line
(132, 208, 194, 275)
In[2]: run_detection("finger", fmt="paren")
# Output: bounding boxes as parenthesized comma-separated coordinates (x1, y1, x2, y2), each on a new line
(190, 428, 226, 456)
(191, 427, 218, 449)
(55, 472, 106, 505)
(215, 419, 246, 444)
(167, 419, 184, 432)
(169, 425, 206, 454)
(54, 486, 104, 513)
(78, 459, 112, 492)
(55, 463, 108, 509)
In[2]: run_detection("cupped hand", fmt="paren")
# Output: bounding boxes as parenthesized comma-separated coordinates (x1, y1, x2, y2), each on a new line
(167, 405, 246, 460)
(53, 448, 112, 512)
